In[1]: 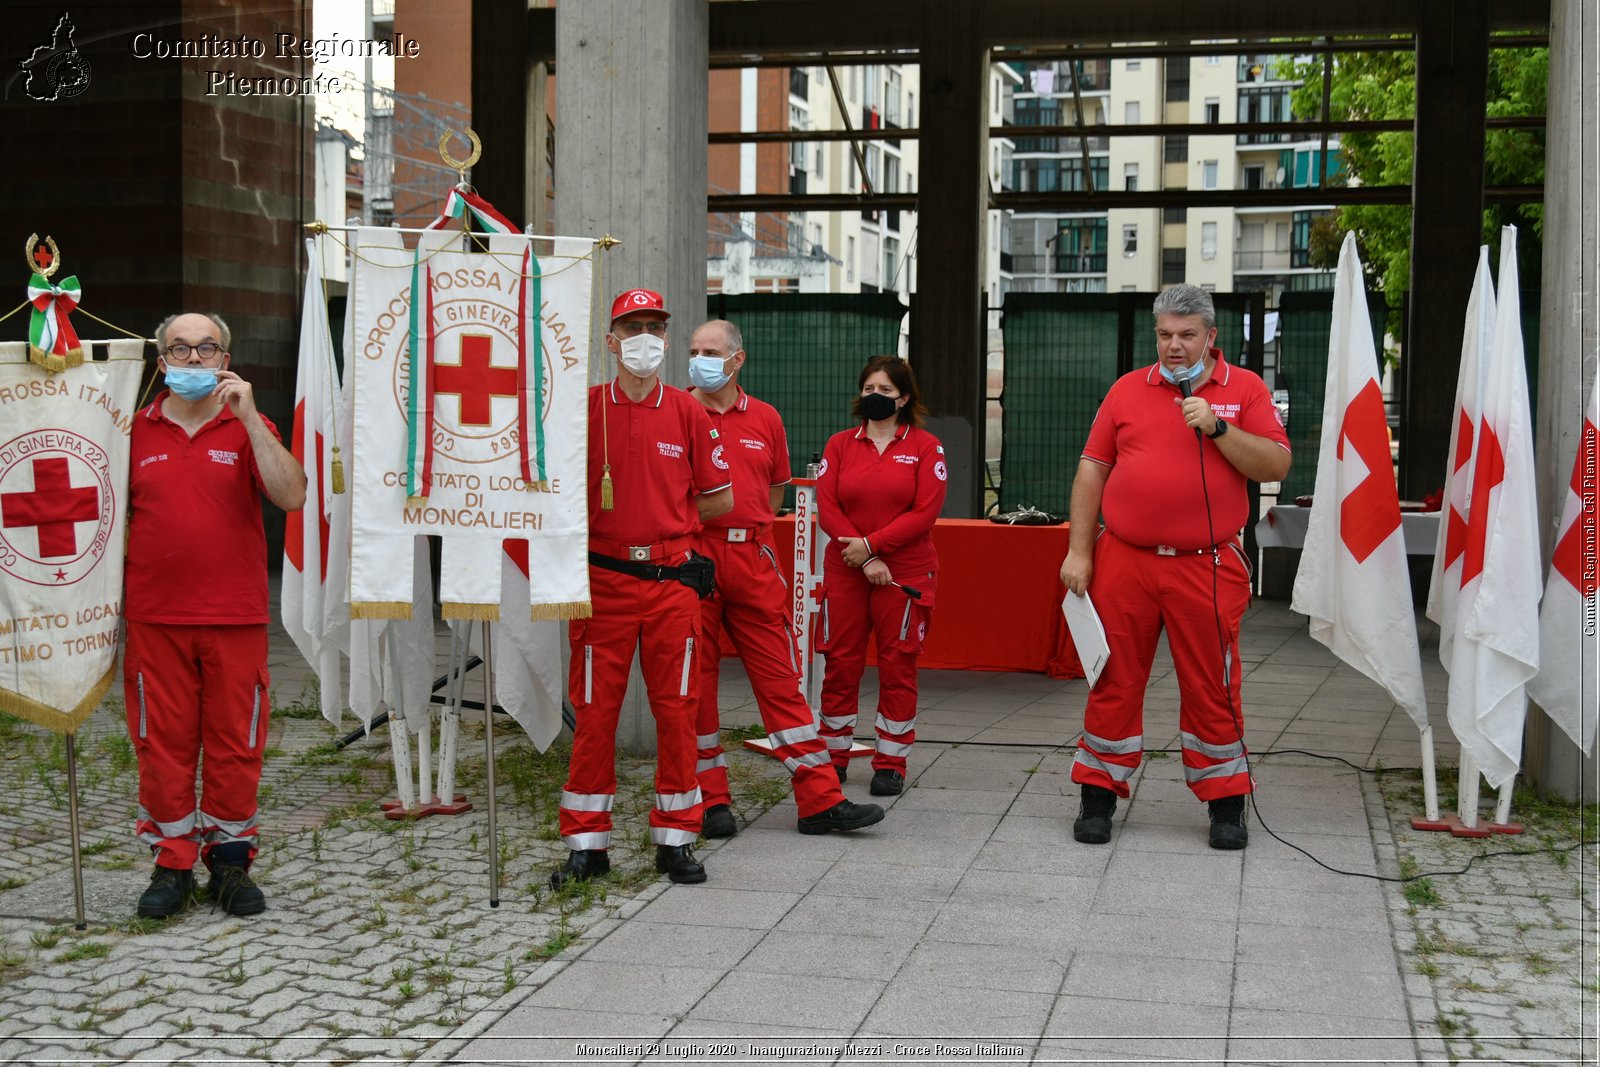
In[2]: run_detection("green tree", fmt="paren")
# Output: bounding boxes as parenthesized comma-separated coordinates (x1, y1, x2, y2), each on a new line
(1288, 43, 1546, 295)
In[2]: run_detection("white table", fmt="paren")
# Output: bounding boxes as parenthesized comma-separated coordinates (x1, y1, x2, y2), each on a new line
(1255, 504, 1442, 555)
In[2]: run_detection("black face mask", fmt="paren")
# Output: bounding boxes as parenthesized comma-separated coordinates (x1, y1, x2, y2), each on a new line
(860, 392, 899, 422)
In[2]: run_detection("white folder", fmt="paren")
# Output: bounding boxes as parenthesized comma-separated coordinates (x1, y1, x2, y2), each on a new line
(1061, 591, 1110, 689)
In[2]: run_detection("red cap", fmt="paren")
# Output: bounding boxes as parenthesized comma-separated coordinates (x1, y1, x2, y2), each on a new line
(610, 288, 669, 322)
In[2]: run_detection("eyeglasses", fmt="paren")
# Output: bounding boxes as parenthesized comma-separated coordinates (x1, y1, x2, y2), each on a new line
(612, 320, 668, 338)
(163, 343, 224, 361)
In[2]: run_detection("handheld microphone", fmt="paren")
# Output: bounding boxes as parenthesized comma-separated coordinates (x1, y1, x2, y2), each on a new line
(1177, 374, 1202, 439)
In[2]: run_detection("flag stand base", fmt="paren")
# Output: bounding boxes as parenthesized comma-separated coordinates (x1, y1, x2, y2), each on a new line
(382, 795, 474, 820)
(1410, 812, 1524, 837)
(742, 738, 874, 760)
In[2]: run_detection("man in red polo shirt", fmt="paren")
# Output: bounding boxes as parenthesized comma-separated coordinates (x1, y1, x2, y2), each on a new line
(124, 312, 307, 918)
(552, 289, 733, 889)
(1059, 284, 1289, 850)
(685, 319, 885, 838)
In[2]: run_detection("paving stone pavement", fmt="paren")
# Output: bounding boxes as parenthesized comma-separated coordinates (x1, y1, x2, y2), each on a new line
(0, 599, 1594, 1065)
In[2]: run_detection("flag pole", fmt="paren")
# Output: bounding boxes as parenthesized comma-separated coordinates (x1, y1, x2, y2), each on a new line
(481, 620, 500, 907)
(1457, 752, 1481, 829)
(387, 631, 417, 811)
(1418, 725, 1441, 822)
(65, 733, 86, 930)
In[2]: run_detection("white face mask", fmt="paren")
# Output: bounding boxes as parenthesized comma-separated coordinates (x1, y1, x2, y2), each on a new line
(616, 333, 665, 376)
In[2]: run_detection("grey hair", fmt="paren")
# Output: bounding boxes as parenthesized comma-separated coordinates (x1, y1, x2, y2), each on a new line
(154, 312, 232, 353)
(1152, 285, 1215, 330)
(700, 318, 744, 354)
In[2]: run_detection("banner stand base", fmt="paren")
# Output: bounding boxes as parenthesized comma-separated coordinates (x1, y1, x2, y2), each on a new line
(1410, 812, 1524, 838)
(382, 795, 474, 820)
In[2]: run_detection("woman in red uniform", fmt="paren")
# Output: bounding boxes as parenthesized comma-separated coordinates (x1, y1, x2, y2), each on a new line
(817, 355, 947, 796)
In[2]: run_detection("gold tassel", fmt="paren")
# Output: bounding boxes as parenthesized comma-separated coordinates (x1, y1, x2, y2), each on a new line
(600, 466, 614, 510)
(405, 495, 427, 509)
(530, 601, 592, 621)
(330, 445, 346, 494)
(442, 602, 500, 622)
(350, 601, 414, 620)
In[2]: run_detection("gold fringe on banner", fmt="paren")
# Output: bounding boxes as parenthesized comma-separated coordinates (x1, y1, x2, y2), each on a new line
(405, 495, 427, 508)
(530, 601, 592, 621)
(0, 666, 114, 736)
(442, 602, 500, 622)
(350, 602, 414, 620)
(28, 344, 83, 373)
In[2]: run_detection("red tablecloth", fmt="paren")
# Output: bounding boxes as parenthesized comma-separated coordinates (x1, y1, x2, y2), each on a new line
(767, 516, 1085, 677)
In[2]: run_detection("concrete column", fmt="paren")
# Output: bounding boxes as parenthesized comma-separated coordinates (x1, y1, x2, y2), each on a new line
(1401, 0, 1489, 500)
(913, 0, 988, 517)
(555, 0, 709, 755)
(1526, 0, 1598, 803)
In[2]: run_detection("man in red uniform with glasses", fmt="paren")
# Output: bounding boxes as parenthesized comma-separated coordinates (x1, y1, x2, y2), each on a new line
(551, 289, 733, 889)
(1059, 284, 1289, 850)
(124, 312, 306, 918)
(685, 319, 885, 838)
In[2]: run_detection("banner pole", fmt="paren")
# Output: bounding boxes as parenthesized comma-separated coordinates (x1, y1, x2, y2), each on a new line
(481, 620, 500, 908)
(1419, 724, 1440, 822)
(65, 733, 86, 930)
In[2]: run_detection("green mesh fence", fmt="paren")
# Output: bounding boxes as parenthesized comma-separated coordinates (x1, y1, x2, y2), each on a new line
(998, 292, 1260, 515)
(711, 292, 907, 482)
(1276, 290, 1388, 499)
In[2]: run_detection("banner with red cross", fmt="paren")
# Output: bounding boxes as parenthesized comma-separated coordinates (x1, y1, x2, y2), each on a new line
(0, 338, 144, 733)
(346, 226, 593, 623)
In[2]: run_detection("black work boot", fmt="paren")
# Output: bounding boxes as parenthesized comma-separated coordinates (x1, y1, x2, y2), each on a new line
(654, 844, 707, 884)
(549, 849, 610, 889)
(1073, 784, 1118, 844)
(869, 769, 905, 796)
(797, 799, 886, 835)
(1208, 795, 1249, 850)
(832, 762, 848, 785)
(206, 843, 266, 916)
(701, 804, 738, 839)
(136, 866, 193, 918)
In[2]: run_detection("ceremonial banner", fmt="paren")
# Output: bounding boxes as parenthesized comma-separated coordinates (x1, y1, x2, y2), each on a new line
(347, 228, 591, 622)
(0, 340, 143, 732)
(1293, 235, 1428, 729)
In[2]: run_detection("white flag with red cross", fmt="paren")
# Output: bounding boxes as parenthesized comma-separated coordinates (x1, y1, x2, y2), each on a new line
(1293, 234, 1428, 728)
(282, 237, 349, 726)
(1434, 229, 1542, 789)
(1528, 372, 1598, 754)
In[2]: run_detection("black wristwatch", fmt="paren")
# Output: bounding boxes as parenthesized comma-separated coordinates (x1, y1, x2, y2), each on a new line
(1208, 418, 1229, 440)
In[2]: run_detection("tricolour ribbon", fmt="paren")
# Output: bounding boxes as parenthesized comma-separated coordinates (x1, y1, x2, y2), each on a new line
(27, 273, 83, 372)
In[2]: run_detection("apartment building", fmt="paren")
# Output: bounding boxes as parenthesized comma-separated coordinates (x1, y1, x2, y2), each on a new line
(1007, 49, 1340, 302)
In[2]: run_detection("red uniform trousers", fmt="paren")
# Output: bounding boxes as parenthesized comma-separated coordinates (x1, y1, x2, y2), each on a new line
(560, 553, 704, 850)
(122, 622, 270, 871)
(817, 562, 936, 774)
(693, 533, 845, 819)
(1069, 531, 1253, 801)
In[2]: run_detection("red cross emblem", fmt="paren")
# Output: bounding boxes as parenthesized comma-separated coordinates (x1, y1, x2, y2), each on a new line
(1336, 381, 1402, 564)
(1, 457, 99, 560)
(433, 334, 518, 428)
(1550, 416, 1597, 598)
(32, 244, 53, 271)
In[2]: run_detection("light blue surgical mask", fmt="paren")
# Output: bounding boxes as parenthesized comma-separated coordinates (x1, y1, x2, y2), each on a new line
(688, 355, 732, 392)
(164, 364, 219, 402)
(1159, 359, 1206, 388)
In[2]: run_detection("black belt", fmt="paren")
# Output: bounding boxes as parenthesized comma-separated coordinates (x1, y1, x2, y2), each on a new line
(588, 551, 686, 582)
(588, 550, 717, 597)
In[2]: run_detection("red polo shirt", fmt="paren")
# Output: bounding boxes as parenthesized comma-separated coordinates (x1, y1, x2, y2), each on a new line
(689, 386, 792, 530)
(588, 379, 731, 546)
(818, 422, 947, 575)
(1083, 350, 1288, 550)
(125, 393, 277, 625)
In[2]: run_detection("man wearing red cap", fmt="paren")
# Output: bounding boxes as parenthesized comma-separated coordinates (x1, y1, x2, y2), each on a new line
(552, 289, 733, 889)
(685, 319, 885, 839)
